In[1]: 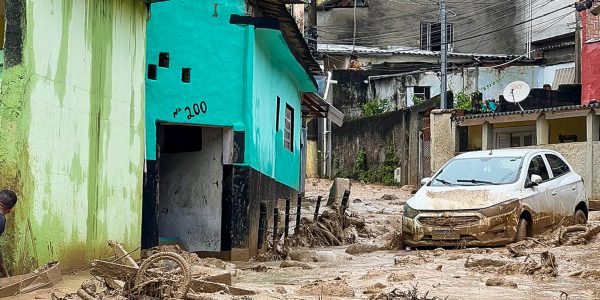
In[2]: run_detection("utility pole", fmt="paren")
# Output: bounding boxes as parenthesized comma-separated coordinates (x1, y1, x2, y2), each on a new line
(308, 0, 317, 30)
(306, 0, 320, 178)
(440, 0, 448, 109)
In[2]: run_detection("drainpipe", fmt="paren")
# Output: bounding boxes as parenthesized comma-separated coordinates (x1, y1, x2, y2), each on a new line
(575, 11, 582, 84)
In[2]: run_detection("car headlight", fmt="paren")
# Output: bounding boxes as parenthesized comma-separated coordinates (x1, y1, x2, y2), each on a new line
(403, 204, 419, 218)
(479, 199, 519, 217)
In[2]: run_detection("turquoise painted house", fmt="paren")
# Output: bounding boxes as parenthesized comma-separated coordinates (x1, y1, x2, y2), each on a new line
(143, 0, 338, 260)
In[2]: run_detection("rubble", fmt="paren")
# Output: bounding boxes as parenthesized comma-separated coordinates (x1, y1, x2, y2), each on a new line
(381, 194, 399, 200)
(297, 278, 355, 297)
(345, 243, 380, 255)
(485, 277, 518, 288)
(569, 269, 600, 279)
(279, 260, 314, 269)
(387, 272, 416, 282)
(465, 251, 558, 277)
(369, 285, 446, 300)
(60, 242, 253, 300)
(507, 224, 600, 257)
(363, 282, 387, 294)
(0, 262, 62, 298)
(288, 209, 345, 247)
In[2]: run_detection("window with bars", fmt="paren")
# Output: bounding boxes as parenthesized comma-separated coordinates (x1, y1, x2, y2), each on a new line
(420, 22, 453, 51)
(496, 131, 536, 149)
(284, 105, 294, 152)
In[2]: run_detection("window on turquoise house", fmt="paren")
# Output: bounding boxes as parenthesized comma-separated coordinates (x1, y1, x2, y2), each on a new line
(284, 104, 294, 151)
(276, 96, 281, 132)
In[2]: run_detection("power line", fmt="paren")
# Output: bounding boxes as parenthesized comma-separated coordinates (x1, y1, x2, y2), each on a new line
(320, 2, 573, 49)
(317, 0, 550, 46)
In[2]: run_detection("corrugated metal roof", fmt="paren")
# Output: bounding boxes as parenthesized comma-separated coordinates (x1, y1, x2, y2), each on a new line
(318, 43, 519, 60)
(452, 104, 600, 121)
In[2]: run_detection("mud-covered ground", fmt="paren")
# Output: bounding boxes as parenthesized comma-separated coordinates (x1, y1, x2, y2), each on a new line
(11, 179, 600, 299)
(234, 179, 600, 299)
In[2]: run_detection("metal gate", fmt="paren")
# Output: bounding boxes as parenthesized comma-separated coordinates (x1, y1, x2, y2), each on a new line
(418, 114, 432, 181)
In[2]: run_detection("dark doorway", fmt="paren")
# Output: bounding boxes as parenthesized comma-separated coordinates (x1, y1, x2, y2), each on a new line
(142, 124, 226, 253)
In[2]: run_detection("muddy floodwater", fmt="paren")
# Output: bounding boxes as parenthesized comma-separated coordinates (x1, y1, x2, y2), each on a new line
(10, 179, 600, 299)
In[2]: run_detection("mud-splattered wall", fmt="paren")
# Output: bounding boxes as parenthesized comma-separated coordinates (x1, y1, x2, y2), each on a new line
(158, 128, 224, 252)
(0, 0, 148, 273)
(331, 101, 437, 187)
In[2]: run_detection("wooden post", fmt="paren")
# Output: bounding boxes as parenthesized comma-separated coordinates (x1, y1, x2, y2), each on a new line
(314, 196, 322, 222)
(273, 208, 279, 255)
(295, 194, 302, 233)
(284, 198, 291, 237)
(340, 190, 350, 228)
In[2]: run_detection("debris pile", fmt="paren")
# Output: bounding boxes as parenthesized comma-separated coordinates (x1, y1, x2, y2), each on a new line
(507, 224, 600, 257)
(569, 269, 600, 279)
(345, 243, 380, 255)
(465, 251, 558, 277)
(288, 209, 346, 247)
(55, 242, 253, 300)
(485, 277, 518, 288)
(369, 285, 446, 300)
(297, 278, 355, 298)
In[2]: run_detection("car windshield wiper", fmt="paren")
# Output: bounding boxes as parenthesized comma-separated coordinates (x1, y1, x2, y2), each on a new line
(435, 178, 453, 186)
(456, 179, 499, 185)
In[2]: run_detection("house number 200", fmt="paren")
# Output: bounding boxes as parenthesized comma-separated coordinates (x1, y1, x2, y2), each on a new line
(184, 101, 208, 120)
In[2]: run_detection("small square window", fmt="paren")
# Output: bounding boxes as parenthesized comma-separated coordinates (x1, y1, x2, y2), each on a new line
(182, 68, 191, 83)
(148, 64, 157, 80)
(159, 52, 170, 68)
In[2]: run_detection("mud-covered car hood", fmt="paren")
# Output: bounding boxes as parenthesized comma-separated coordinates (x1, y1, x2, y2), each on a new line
(406, 184, 527, 211)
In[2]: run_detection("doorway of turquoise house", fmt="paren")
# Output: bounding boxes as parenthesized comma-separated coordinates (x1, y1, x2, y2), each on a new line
(155, 124, 225, 254)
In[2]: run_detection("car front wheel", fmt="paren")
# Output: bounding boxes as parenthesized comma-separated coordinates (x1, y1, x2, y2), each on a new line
(515, 217, 530, 242)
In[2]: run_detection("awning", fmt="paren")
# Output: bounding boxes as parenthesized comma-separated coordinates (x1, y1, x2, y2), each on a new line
(302, 92, 344, 126)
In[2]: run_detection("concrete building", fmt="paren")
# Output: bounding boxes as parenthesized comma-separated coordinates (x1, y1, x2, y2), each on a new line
(316, 0, 576, 56)
(0, 0, 163, 273)
(143, 0, 339, 261)
(581, 7, 600, 104)
(430, 105, 600, 209)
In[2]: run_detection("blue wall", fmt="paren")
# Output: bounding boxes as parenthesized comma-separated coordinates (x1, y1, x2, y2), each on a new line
(146, 0, 316, 190)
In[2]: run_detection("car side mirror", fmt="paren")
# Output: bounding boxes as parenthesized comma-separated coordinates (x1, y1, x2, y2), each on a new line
(526, 174, 543, 188)
(420, 177, 431, 186)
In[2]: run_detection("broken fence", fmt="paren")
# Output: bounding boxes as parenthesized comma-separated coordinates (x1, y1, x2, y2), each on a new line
(258, 190, 351, 254)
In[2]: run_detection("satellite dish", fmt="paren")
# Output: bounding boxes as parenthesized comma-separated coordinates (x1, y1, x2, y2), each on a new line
(503, 81, 530, 111)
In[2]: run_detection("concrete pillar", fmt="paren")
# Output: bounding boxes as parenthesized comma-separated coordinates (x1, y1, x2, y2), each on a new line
(430, 110, 457, 174)
(536, 115, 549, 145)
(586, 110, 598, 208)
(305, 140, 319, 178)
(587, 110, 600, 142)
(482, 122, 494, 150)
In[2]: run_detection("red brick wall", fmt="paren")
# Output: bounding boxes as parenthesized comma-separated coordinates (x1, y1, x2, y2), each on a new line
(586, 9, 600, 41)
(582, 11, 600, 104)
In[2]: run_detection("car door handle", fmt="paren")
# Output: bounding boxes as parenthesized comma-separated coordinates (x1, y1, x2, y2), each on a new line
(551, 191, 558, 196)
(572, 186, 577, 191)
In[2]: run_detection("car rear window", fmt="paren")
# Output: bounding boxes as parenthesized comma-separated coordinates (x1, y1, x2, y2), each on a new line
(545, 154, 570, 178)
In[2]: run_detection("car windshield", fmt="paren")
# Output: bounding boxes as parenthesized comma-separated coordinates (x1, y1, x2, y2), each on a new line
(430, 156, 523, 186)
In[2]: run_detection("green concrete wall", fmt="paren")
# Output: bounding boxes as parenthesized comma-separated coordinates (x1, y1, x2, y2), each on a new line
(0, 0, 148, 273)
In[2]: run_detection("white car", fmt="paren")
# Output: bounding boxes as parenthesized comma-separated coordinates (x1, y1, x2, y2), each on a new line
(402, 149, 587, 247)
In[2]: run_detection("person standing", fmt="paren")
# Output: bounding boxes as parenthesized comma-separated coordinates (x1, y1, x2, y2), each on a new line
(0, 190, 17, 278)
